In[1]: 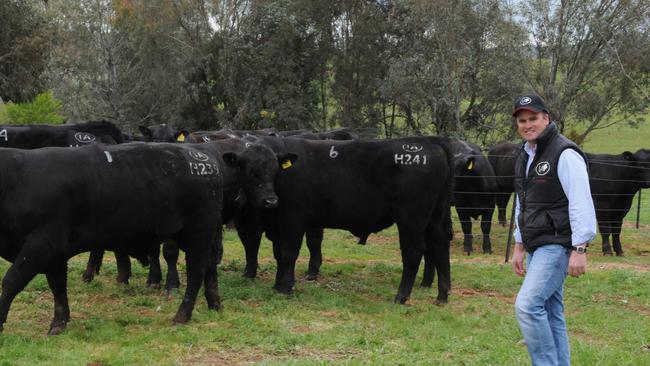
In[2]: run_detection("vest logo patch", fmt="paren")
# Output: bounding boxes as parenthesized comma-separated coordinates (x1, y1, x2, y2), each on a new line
(535, 161, 550, 176)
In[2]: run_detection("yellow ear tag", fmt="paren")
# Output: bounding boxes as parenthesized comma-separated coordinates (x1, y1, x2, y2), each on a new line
(176, 134, 186, 142)
(467, 161, 474, 170)
(282, 160, 292, 170)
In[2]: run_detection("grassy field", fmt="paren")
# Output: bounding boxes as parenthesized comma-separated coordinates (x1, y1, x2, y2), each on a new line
(0, 122, 649, 365)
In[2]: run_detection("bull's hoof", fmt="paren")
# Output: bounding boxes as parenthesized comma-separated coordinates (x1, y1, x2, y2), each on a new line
(394, 294, 409, 304)
(465, 251, 472, 256)
(47, 322, 67, 336)
(242, 270, 257, 279)
(81, 272, 94, 283)
(147, 282, 161, 289)
(483, 249, 493, 254)
(304, 272, 318, 281)
(206, 297, 222, 311)
(166, 282, 180, 292)
(172, 314, 191, 325)
(434, 298, 448, 306)
(116, 277, 129, 285)
(616, 252, 625, 257)
(603, 252, 613, 256)
(273, 283, 294, 295)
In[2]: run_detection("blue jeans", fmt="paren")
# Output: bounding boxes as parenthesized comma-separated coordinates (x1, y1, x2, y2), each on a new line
(515, 244, 571, 366)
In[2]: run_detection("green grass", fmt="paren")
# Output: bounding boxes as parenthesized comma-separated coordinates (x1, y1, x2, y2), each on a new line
(0, 223, 649, 365)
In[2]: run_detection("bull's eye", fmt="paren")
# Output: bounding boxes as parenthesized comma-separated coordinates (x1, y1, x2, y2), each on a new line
(257, 183, 262, 188)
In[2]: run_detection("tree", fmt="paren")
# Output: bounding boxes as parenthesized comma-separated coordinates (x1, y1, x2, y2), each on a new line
(46, 0, 208, 132)
(517, 0, 650, 141)
(0, 0, 52, 103)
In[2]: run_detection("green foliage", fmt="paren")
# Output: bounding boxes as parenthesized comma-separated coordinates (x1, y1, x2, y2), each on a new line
(4, 91, 65, 124)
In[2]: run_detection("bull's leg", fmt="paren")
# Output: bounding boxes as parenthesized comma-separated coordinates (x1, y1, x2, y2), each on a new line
(599, 218, 613, 255)
(432, 234, 451, 305)
(82, 250, 104, 283)
(457, 210, 473, 255)
(0, 245, 44, 333)
(394, 222, 425, 304)
(420, 245, 435, 288)
(147, 245, 162, 289)
(235, 211, 263, 279)
(46, 264, 70, 336)
(115, 251, 132, 284)
(203, 229, 222, 311)
(305, 228, 323, 281)
(273, 228, 303, 294)
(612, 220, 625, 256)
(496, 193, 510, 227)
(163, 240, 181, 291)
(481, 209, 494, 254)
(172, 235, 210, 325)
(601, 233, 612, 256)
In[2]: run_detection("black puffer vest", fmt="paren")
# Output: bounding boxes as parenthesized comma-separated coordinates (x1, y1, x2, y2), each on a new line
(514, 122, 586, 252)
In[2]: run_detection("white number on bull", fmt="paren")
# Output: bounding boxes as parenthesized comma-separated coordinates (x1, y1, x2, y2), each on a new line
(188, 162, 219, 176)
(329, 146, 339, 159)
(394, 153, 427, 165)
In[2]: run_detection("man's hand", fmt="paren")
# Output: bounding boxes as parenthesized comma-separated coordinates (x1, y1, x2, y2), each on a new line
(568, 249, 587, 277)
(511, 243, 526, 277)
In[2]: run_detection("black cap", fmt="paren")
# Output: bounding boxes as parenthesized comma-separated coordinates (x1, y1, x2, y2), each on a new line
(512, 94, 548, 117)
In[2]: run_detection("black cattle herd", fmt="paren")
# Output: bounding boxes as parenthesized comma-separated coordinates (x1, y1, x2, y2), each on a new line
(0, 121, 647, 335)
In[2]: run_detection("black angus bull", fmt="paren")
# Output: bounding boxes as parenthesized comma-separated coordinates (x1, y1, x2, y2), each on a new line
(0, 120, 124, 147)
(139, 123, 188, 142)
(487, 142, 519, 226)
(233, 131, 361, 282)
(0, 143, 234, 335)
(451, 139, 497, 255)
(587, 149, 650, 256)
(250, 137, 454, 304)
(107, 139, 298, 290)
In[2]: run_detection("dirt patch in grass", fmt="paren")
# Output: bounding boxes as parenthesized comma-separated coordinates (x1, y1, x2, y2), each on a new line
(453, 287, 515, 304)
(180, 346, 358, 365)
(592, 262, 650, 273)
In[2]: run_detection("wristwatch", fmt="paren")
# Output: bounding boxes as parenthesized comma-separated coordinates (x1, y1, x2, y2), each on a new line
(572, 245, 587, 254)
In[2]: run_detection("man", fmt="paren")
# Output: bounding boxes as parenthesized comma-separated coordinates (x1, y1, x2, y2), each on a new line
(511, 94, 597, 366)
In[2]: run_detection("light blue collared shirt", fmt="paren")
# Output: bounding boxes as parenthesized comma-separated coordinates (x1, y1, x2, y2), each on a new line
(513, 142, 597, 246)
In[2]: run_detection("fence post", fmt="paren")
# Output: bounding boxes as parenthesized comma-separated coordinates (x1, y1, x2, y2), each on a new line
(505, 192, 517, 263)
(637, 189, 642, 229)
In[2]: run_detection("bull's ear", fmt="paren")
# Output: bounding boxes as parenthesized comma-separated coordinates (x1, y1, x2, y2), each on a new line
(278, 153, 298, 170)
(466, 157, 475, 171)
(175, 130, 190, 142)
(139, 126, 152, 138)
(623, 151, 634, 160)
(222, 152, 240, 168)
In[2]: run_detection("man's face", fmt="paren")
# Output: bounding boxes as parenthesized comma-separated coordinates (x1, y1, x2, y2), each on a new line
(516, 110, 550, 145)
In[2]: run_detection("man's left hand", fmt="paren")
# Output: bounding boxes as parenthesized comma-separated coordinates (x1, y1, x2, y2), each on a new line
(568, 250, 587, 277)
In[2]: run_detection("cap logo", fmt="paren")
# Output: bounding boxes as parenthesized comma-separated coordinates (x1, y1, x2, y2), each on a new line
(535, 161, 550, 176)
(520, 97, 532, 105)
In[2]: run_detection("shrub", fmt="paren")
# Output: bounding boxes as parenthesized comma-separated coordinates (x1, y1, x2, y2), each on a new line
(4, 91, 65, 124)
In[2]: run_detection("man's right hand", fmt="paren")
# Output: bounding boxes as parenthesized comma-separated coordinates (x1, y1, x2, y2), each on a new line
(511, 243, 526, 277)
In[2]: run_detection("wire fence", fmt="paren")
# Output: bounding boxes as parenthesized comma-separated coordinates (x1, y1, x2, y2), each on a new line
(451, 154, 649, 261)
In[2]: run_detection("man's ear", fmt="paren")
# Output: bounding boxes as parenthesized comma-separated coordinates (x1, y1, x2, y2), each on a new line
(222, 152, 239, 168)
(278, 153, 298, 170)
(175, 130, 190, 142)
(139, 126, 152, 138)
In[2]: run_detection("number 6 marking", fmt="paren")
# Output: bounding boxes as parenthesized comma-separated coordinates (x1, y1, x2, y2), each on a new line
(329, 146, 339, 159)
